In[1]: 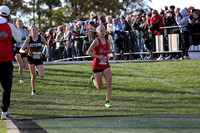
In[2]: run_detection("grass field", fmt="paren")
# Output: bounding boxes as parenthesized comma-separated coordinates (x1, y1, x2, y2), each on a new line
(34, 115, 200, 133)
(1, 60, 200, 132)
(0, 119, 7, 133)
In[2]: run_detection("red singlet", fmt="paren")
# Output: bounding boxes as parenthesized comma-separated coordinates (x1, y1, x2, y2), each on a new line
(92, 37, 110, 70)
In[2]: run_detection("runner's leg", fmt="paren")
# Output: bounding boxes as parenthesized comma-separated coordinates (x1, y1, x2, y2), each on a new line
(103, 68, 112, 102)
(93, 72, 103, 90)
(22, 57, 28, 70)
(36, 65, 45, 78)
(28, 64, 36, 91)
(15, 54, 24, 80)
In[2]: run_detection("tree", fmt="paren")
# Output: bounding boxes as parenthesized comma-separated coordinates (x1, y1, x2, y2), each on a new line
(26, 0, 63, 30)
(63, 0, 123, 20)
(0, 0, 30, 16)
(121, 0, 152, 14)
(63, 0, 151, 21)
(5, 0, 151, 30)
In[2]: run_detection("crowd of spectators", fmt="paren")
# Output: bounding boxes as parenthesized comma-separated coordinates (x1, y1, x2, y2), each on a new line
(38, 5, 200, 61)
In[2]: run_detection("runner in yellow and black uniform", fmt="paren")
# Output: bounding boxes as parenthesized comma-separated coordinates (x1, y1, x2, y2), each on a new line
(20, 25, 49, 95)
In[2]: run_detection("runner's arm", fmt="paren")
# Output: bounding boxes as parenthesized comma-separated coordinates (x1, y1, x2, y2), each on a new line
(19, 37, 30, 53)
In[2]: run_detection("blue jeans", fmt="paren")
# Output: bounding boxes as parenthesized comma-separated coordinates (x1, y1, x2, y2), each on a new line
(136, 37, 147, 58)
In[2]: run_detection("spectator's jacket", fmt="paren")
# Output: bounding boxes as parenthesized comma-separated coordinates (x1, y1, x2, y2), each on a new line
(120, 20, 132, 32)
(189, 17, 200, 34)
(150, 15, 164, 35)
(188, 17, 200, 45)
(47, 34, 54, 44)
(112, 21, 121, 40)
(0, 17, 22, 62)
(176, 8, 189, 32)
(133, 18, 144, 37)
(73, 28, 81, 38)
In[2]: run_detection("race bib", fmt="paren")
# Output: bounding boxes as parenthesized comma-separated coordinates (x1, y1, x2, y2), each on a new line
(99, 58, 107, 65)
(32, 52, 41, 59)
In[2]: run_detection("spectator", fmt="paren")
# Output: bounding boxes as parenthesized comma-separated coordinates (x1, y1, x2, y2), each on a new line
(175, 8, 190, 59)
(0, 5, 22, 119)
(169, 5, 176, 18)
(120, 15, 132, 32)
(164, 12, 177, 60)
(112, 18, 121, 56)
(132, 12, 144, 59)
(150, 9, 164, 60)
(72, 21, 84, 60)
(46, 28, 54, 61)
(118, 15, 132, 59)
(64, 26, 73, 59)
(188, 10, 200, 46)
(55, 25, 64, 59)
(106, 16, 114, 52)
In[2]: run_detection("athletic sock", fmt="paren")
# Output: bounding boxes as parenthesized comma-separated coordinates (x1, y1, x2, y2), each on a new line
(2, 112, 7, 115)
(105, 101, 109, 104)
(33, 90, 36, 93)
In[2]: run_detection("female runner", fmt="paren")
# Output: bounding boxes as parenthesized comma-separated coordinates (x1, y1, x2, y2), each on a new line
(15, 20, 29, 83)
(86, 25, 115, 108)
(20, 25, 49, 95)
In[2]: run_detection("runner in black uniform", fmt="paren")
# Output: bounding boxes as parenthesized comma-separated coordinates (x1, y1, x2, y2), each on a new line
(20, 25, 49, 95)
(15, 19, 29, 84)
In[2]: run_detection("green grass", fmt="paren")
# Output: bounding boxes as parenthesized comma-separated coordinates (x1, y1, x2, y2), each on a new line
(3, 60, 200, 118)
(0, 120, 7, 133)
(34, 115, 200, 133)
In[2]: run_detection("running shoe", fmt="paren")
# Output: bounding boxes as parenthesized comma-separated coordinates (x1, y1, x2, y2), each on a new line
(1, 113, 11, 120)
(88, 75, 94, 85)
(105, 103, 112, 108)
(31, 90, 36, 95)
(19, 80, 24, 84)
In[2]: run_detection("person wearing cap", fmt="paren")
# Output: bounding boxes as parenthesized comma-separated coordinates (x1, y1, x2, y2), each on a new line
(0, 5, 22, 120)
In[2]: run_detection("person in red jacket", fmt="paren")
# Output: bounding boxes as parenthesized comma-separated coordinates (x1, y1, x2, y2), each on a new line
(86, 25, 115, 108)
(150, 10, 165, 60)
(0, 5, 22, 120)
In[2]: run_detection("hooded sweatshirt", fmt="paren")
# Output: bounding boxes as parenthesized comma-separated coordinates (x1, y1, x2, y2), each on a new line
(176, 8, 189, 32)
(0, 17, 22, 62)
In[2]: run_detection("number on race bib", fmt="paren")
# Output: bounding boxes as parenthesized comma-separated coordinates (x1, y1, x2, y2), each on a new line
(99, 58, 107, 65)
(32, 52, 41, 59)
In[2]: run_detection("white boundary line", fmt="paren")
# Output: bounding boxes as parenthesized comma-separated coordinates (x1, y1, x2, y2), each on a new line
(120, 64, 200, 96)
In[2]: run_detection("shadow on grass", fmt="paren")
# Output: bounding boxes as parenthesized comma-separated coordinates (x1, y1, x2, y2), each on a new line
(113, 86, 192, 95)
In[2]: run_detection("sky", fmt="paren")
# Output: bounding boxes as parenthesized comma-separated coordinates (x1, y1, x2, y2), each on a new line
(147, 0, 200, 11)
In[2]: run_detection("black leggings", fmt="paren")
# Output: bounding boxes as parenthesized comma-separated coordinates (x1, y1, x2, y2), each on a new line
(0, 61, 13, 112)
(181, 31, 190, 57)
